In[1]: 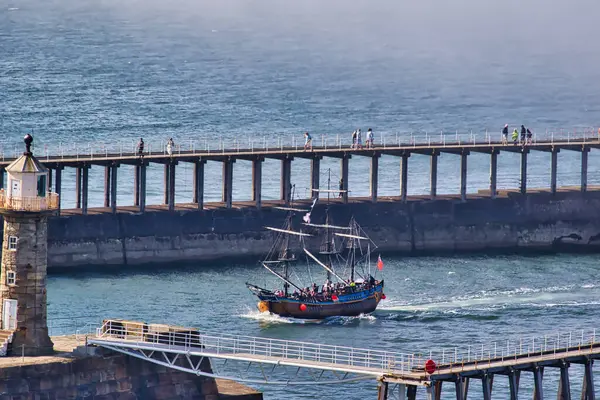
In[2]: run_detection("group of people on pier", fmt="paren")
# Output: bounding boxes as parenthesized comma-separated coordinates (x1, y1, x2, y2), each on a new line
(136, 137, 176, 156)
(502, 124, 533, 145)
(273, 275, 379, 302)
(303, 129, 375, 151)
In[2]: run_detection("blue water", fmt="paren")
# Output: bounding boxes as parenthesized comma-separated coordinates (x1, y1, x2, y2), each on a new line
(4, 0, 600, 398)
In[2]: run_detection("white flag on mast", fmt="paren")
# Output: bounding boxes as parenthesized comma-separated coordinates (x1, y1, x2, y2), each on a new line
(303, 198, 318, 224)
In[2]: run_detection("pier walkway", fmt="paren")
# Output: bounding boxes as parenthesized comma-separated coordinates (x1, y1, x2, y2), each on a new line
(87, 319, 599, 399)
(1, 129, 598, 214)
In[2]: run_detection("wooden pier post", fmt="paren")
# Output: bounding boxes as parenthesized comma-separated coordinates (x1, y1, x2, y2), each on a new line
(520, 149, 529, 194)
(377, 382, 388, 400)
(222, 158, 234, 209)
(508, 369, 520, 400)
(134, 165, 140, 207)
(251, 158, 262, 209)
(551, 148, 559, 194)
(341, 155, 350, 204)
(81, 166, 89, 215)
(406, 385, 417, 400)
(310, 156, 321, 198)
(490, 150, 498, 199)
(400, 154, 409, 203)
(455, 376, 469, 400)
(55, 167, 62, 212)
(163, 164, 170, 205)
(281, 157, 292, 205)
(104, 166, 111, 208)
(430, 152, 438, 200)
(47, 168, 53, 192)
(193, 160, 206, 210)
(110, 164, 118, 214)
(460, 151, 468, 201)
(370, 154, 380, 203)
(533, 366, 544, 400)
(582, 359, 595, 400)
(168, 162, 176, 211)
(139, 163, 146, 213)
(581, 148, 589, 192)
(75, 167, 82, 209)
(482, 374, 492, 400)
(557, 362, 571, 400)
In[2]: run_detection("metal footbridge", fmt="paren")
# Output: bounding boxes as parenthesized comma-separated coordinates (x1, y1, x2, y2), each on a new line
(87, 320, 600, 399)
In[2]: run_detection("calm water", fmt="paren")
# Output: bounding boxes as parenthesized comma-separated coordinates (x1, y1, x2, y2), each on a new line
(4, 0, 600, 398)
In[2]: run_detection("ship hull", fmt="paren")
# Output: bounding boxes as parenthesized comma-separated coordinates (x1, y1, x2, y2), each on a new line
(254, 282, 384, 319)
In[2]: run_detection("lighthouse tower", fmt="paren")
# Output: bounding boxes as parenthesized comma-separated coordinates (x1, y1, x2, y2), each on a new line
(0, 134, 58, 356)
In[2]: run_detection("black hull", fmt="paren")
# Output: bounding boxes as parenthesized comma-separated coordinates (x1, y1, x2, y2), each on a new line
(267, 296, 381, 319)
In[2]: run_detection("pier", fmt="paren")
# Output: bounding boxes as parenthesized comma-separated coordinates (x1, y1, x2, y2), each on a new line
(88, 319, 600, 400)
(1, 130, 599, 214)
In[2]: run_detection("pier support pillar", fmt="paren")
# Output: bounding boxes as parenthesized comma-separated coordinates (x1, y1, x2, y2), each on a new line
(520, 149, 529, 194)
(104, 166, 111, 208)
(551, 148, 559, 194)
(163, 164, 170, 205)
(370, 154, 380, 203)
(582, 359, 595, 400)
(460, 151, 469, 201)
(400, 153, 409, 203)
(168, 162, 176, 212)
(55, 167, 62, 212)
(281, 157, 292, 205)
(81, 165, 89, 215)
(139, 163, 147, 213)
(490, 150, 498, 199)
(581, 147, 589, 192)
(134, 166, 140, 207)
(455, 377, 469, 400)
(222, 158, 234, 208)
(557, 363, 571, 400)
(533, 366, 544, 400)
(252, 158, 262, 209)
(407, 385, 417, 400)
(110, 164, 118, 214)
(508, 369, 520, 400)
(75, 167, 82, 209)
(48, 168, 53, 192)
(482, 374, 492, 400)
(430, 152, 438, 200)
(193, 160, 206, 210)
(0, 168, 4, 190)
(310, 156, 321, 198)
(341, 155, 350, 203)
(377, 382, 388, 400)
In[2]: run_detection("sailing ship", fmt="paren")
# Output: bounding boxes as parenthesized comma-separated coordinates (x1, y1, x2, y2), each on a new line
(246, 179, 385, 319)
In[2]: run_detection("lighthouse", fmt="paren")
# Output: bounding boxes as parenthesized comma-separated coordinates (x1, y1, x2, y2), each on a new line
(0, 134, 58, 356)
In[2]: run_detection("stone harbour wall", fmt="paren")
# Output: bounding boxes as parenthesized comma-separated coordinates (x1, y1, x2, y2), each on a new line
(4, 191, 600, 269)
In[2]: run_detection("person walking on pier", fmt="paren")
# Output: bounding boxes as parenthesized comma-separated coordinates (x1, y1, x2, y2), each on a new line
(366, 128, 374, 148)
(520, 125, 526, 145)
(351, 130, 357, 149)
(166, 138, 174, 156)
(356, 128, 363, 149)
(137, 138, 144, 157)
(304, 132, 312, 151)
(526, 127, 533, 144)
(512, 129, 519, 145)
(502, 124, 509, 144)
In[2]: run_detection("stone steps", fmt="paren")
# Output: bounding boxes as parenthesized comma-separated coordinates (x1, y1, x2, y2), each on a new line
(0, 330, 14, 357)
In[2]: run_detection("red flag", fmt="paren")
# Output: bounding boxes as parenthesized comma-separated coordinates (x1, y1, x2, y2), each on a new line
(377, 255, 384, 271)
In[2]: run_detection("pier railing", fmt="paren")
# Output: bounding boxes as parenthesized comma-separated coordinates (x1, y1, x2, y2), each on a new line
(1, 128, 598, 161)
(94, 319, 417, 374)
(424, 328, 599, 371)
(0, 190, 59, 212)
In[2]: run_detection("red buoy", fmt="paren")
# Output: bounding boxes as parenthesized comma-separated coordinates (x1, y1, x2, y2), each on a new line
(299, 304, 307, 312)
(381, 294, 387, 300)
(425, 359, 437, 374)
(331, 295, 339, 302)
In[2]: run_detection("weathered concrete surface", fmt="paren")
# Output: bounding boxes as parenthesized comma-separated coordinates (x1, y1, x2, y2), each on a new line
(0, 335, 262, 400)
(4, 191, 600, 269)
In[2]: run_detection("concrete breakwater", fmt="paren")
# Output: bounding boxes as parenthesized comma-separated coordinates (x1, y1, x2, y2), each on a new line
(7, 190, 599, 269)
